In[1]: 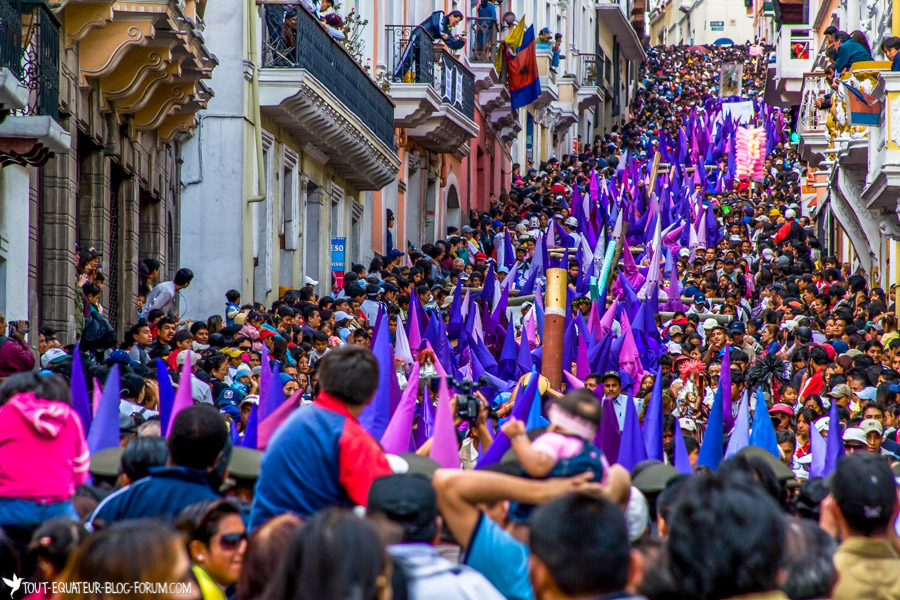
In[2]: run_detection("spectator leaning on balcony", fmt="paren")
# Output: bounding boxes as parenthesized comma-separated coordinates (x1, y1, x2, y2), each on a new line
(882, 37, 900, 71)
(833, 31, 872, 76)
(422, 10, 465, 51)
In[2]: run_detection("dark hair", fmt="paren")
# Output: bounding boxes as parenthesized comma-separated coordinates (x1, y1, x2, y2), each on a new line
(83, 283, 101, 298)
(59, 520, 185, 600)
(780, 517, 836, 599)
(121, 436, 169, 482)
(174, 268, 194, 287)
(553, 389, 601, 427)
(177, 499, 243, 546)
(667, 474, 784, 599)
(167, 405, 228, 470)
(0, 372, 71, 407)
(236, 514, 303, 600)
(529, 494, 630, 596)
(226, 289, 241, 303)
(263, 509, 386, 600)
(834, 31, 850, 43)
(317, 346, 379, 405)
(25, 519, 86, 578)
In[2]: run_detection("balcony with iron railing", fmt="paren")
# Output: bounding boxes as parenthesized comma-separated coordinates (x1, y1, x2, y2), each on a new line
(576, 52, 603, 111)
(258, 1, 399, 190)
(385, 24, 478, 155)
(0, 0, 26, 115)
(0, 0, 68, 166)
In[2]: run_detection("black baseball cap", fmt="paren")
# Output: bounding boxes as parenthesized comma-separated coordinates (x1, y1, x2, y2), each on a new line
(367, 474, 437, 529)
(831, 454, 897, 533)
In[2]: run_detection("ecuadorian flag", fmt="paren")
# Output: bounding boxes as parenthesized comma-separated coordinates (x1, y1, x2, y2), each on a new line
(507, 24, 542, 110)
(842, 81, 882, 126)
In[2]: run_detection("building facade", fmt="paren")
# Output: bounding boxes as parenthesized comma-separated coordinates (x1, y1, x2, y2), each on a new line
(783, 0, 900, 290)
(180, 0, 400, 319)
(0, 0, 213, 343)
(648, 0, 755, 46)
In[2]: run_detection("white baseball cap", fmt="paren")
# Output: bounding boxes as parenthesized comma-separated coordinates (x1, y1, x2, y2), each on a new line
(40, 348, 69, 369)
(564, 216, 578, 227)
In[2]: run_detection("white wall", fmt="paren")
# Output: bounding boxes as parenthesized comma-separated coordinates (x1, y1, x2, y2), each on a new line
(179, 0, 248, 321)
(0, 165, 31, 321)
(689, 0, 754, 45)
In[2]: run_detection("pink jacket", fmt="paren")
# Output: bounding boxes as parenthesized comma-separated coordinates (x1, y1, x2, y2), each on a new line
(0, 392, 90, 502)
(238, 324, 263, 352)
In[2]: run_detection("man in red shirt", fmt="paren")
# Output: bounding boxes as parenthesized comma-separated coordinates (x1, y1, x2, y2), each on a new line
(249, 345, 392, 528)
(799, 345, 831, 401)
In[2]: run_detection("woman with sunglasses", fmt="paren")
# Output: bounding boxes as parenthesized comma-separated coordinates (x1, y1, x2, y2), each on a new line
(178, 499, 247, 600)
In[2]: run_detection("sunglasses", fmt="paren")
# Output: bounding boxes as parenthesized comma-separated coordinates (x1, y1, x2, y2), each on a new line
(218, 532, 248, 550)
(238, 346, 252, 351)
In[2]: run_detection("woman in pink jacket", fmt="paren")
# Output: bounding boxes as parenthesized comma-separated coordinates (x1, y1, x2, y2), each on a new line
(0, 372, 89, 532)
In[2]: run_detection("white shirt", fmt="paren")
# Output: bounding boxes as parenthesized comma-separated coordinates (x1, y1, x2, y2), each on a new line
(142, 281, 177, 318)
(609, 393, 643, 431)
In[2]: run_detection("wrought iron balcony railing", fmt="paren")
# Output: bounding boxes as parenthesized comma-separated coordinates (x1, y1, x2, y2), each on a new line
(0, 0, 22, 79)
(386, 24, 475, 120)
(467, 17, 498, 64)
(259, 1, 395, 149)
(437, 49, 475, 119)
(19, 1, 59, 119)
(578, 53, 601, 87)
(385, 25, 435, 84)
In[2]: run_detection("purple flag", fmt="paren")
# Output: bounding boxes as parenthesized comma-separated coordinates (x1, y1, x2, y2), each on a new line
(414, 386, 436, 449)
(476, 371, 542, 468)
(259, 391, 301, 451)
(259, 361, 284, 422)
(721, 349, 734, 432)
(87, 365, 120, 455)
(448, 278, 464, 340)
(617, 390, 647, 470)
(595, 396, 621, 465)
(498, 319, 519, 380)
(809, 420, 826, 478)
(642, 371, 664, 461)
(516, 323, 534, 377)
(407, 297, 423, 353)
(724, 394, 750, 458)
(381, 365, 421, 454)
(359, 313, 394, 440)
(564, 370, 584, 390)
(429, 376, 462, 469)
(576, 334, 590, 379)
(157, 359, 175, 437)
(672, 417, 693, 475)
(70, 346, 92, 436)
(166, 353, 195, 437)
(242, 404, 258, 449)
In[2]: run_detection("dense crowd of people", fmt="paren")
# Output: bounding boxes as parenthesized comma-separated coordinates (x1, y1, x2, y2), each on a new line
(1, 39, 900, 600)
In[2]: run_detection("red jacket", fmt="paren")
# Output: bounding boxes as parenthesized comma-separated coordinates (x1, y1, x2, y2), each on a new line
(0, 336, 35, 378)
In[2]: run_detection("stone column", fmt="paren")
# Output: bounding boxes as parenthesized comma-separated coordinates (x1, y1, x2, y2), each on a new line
(119, 175, 140, 332)
(39, 133, 79, 343)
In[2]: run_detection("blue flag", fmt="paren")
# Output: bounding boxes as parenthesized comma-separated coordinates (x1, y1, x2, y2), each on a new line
(748, 387, 779, 458)
(642, 371, 664, 461)
(70, 346, 92, 436)
(824, 399, 845, 476)
(87, 365, 121, 456)
(697, 385, 724, 470)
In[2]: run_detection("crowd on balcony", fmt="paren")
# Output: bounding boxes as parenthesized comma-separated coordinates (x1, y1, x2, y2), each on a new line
(3, 40, 900, 600)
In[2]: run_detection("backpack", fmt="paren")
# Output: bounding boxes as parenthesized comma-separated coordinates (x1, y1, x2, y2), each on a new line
(81, 311, 116, 350)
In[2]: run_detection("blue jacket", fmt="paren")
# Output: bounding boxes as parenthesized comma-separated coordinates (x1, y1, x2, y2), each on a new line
(893, 54, 900, 72)
(834, 39, 872, 74)
(249, 393, 392, 529)
(87, 466, 219, 525)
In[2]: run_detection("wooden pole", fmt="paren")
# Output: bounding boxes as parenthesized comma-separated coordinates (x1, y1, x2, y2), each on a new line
(542, 267, 567, 391)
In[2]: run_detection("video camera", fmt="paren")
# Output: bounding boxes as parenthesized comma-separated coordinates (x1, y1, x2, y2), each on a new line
(427, 375, 499, 424)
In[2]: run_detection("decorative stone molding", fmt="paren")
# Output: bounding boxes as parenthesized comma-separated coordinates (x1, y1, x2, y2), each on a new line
(62, 1, 114, 48)
(258, 69, 400, 190)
